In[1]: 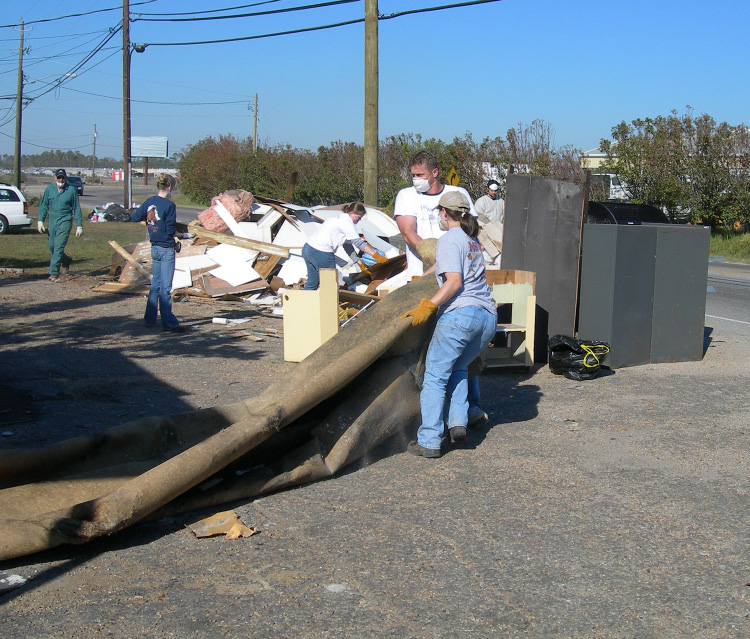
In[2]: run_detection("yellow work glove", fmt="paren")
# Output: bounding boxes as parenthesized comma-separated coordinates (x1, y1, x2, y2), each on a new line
(372, 252, 388, 264)
(75, 226, 83, 238)
(357, 260, 373, 277)
(400, 298, 437, 326)
(37, 220, 46, 233)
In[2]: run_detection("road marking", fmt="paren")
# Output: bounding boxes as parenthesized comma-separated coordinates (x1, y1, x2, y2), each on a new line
(709, 267, 750, 278)
(706, 314, 750, 325)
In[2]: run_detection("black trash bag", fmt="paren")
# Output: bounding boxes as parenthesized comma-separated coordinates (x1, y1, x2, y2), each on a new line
(548, 334, 610, 381)
(102, 204, 132, 222)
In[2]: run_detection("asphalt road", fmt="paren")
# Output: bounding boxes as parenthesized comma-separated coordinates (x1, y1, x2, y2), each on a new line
(23, 182, 203, 224)
(706, 260, 750, 339)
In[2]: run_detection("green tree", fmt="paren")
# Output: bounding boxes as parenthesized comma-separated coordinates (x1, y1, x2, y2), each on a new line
(600, 108, 750, 227)
(178, 135, 249, 205)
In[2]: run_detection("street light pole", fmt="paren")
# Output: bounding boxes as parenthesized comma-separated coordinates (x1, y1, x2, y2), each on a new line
(122, 0, 131, 208)
(13, 20, 25, 189)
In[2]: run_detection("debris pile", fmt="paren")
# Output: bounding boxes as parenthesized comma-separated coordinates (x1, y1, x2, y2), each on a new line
(95, 190, 408, 315)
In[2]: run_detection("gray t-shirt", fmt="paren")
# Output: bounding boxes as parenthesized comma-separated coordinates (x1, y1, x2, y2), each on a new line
(435, 227, 497, 316)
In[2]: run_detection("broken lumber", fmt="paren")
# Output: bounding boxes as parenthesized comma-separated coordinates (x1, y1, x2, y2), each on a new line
(186, 223, 290, 258)
(108, 241, 152, 281)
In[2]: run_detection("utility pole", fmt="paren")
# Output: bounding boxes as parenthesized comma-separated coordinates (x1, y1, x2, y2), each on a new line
(122, 0, 131, 208)
(253, 93, 258, 154)
(364, 0, 378, 206)
(92, 124, 97, 178)
(13, 21, 25, 189)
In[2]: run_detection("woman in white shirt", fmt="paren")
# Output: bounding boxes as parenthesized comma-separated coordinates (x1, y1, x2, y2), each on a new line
(302, 202, 387, 289)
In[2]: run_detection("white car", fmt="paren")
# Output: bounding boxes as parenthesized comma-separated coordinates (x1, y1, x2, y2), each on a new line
(0, 183, 32, 234)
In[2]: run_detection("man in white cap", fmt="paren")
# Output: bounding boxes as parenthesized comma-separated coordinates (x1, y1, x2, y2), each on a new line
(474, 179, 504, 225)
(393, 149, 475, 279)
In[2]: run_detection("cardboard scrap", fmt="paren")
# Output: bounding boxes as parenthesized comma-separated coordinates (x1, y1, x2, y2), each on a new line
(187, 510, 258, 539)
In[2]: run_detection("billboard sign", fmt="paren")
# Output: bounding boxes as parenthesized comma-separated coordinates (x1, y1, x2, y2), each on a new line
(131, 136, 168, 158)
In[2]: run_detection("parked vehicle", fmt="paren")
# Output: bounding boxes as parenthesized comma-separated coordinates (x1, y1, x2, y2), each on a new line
(0, 183, 31, 234)
(66, 175, 84, 196)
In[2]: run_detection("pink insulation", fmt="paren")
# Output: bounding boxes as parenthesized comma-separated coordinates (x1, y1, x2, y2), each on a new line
(197, 189, 255, 233)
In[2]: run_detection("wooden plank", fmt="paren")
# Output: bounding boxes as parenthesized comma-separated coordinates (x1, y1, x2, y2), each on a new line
(497, 323, 526, 332)
(200, 274, 268, 298)
(338, 289, 381, 305)
(109, 240, 152, 282)
(478, 229, 500, 259)
(253, 253, 282, 280)
(187, 222, 289, 258)
(92, 282, 150, 295)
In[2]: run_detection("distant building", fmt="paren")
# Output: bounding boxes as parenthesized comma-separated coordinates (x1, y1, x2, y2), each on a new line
(581, 148, 608, 171)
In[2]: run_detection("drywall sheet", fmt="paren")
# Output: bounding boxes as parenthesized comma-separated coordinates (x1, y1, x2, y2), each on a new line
(501, 174, 584, 361)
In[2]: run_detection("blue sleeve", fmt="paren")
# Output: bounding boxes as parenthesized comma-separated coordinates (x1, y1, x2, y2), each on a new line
(131, 200, 147, 222)
(164, 202, 177, 237)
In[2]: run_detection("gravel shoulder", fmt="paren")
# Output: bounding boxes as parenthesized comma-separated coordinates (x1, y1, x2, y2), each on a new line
(0, 275, 748, 638)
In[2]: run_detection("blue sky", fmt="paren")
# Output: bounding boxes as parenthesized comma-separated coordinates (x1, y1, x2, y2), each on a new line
(1, 0, 749, 163)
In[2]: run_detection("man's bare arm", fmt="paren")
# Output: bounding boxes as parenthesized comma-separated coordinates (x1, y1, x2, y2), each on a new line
(395, 216, 422, 251)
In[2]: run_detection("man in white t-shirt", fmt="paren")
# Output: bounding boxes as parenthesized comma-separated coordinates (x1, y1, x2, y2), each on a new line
(394, 150, 487, 429)
(393, 150, 475, 279)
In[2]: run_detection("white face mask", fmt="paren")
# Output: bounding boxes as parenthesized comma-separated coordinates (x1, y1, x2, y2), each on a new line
(412, 177, 430, 193)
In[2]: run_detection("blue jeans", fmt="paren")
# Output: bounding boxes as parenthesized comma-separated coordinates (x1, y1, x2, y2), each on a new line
(145, 245, 179, 329)
(302, 243, 336, 289)
(46, 216, 73, 276)
(418, 305, 497, 450)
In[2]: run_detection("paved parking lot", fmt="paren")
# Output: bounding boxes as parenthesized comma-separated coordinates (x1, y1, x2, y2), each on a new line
(0, 275, 748, 638)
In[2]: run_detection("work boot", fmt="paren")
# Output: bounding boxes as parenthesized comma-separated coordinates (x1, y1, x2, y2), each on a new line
(467, 409, 489, 429)
(164, 325, 186, 333)
(449, 426, 467, 444)
(407, 440, 441, 458)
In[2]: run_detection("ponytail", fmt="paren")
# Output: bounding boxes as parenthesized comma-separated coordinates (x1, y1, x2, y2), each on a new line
(442, 207, 479, 238)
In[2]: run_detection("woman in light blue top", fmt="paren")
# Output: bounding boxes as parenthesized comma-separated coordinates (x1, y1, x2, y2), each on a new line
(401, 190, 497, 457)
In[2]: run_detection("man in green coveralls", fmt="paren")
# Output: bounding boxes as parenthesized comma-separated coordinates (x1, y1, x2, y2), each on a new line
(37, 168, 83, 282)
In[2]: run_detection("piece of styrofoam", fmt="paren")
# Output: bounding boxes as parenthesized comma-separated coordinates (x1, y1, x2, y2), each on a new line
(171, 267, 193, 291)
(213, 201, 246, 238)
(258, 209, 283, 228)
(236, 221, 272, 244)
(277, 253, 309, 285)
(210, 264, 262, 287)
(206, 243, 259, 267)
(273, 219, 318, 247)
(175, 254, 216, 271)
(376, 268, 410, 292)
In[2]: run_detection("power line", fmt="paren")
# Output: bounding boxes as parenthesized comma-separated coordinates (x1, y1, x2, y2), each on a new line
(138, 0, 503, 47)
(381, 0, 503, 20)
(136, 1, 284, 17)
(134, 0, 359, 23)
(0, 1, 156, 30)
(23, 26, 123, 104)
(143, 17, 363, 46)
(61, 85, 254, 106)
